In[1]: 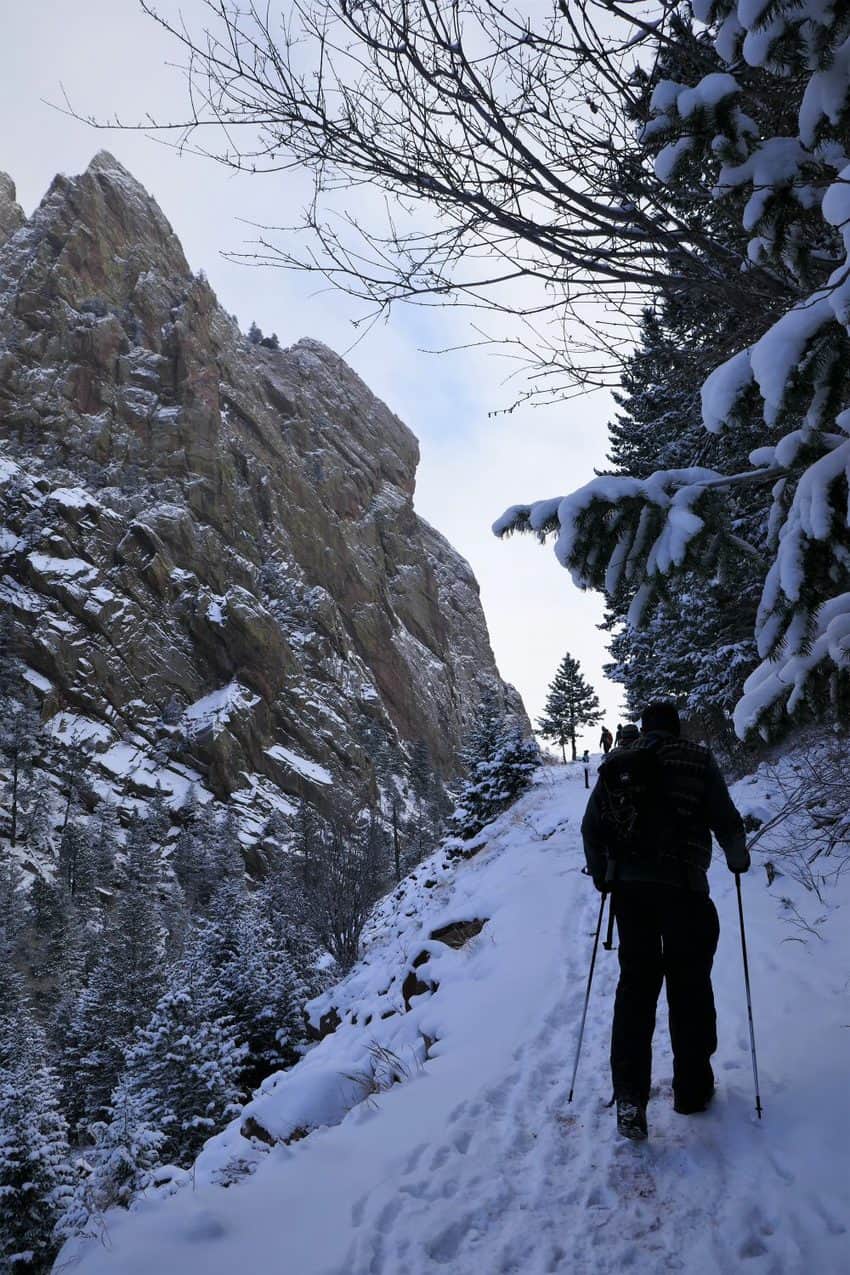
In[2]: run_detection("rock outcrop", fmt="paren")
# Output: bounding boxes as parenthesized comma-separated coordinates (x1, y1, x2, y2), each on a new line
(0, 173, 25, 247)
(0, 153, 525, 844)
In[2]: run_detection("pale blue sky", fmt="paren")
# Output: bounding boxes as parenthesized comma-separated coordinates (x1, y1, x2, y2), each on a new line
(1, 0, 625, 744)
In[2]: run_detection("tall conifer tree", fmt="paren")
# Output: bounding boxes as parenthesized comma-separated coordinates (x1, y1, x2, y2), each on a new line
(537, 655, 602, 762)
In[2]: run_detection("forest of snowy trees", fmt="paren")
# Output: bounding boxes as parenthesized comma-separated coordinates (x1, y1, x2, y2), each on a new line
(0, 618, 532, 1270)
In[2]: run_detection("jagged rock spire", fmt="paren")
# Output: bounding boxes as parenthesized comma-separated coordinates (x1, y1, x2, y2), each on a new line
(0, 152, 525, 825)
(0, 173, 25, 248)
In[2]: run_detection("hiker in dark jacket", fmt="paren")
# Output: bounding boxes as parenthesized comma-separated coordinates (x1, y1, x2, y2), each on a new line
(581, 701, 749, 1141)
(599, 726, 613, 754)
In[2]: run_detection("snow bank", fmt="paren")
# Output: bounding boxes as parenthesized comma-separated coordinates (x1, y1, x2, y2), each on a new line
(57, 760, 850, 1275)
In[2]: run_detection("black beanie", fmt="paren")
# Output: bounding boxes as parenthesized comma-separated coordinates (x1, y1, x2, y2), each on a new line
(641, 701, 681, 736)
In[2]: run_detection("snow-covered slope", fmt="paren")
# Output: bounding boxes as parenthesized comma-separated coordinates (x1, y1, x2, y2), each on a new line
(59, 759, 850, 1274)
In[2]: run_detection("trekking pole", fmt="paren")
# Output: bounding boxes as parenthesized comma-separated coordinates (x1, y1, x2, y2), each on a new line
(568, 891, 607, 1103)
(735, 872, 763, 1119)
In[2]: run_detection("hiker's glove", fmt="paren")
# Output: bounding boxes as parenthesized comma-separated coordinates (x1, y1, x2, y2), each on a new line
(730, 850, 751, 874)
(581, 864, 608, 892)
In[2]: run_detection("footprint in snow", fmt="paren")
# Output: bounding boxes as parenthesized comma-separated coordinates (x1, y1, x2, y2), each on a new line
(402, 1141, 428, 1174)
(812, 1198, 848, 1236)
(738, 1235, 770, 1259)
(453, 1128, 472, 1154)
(767, 1150, 795, 1185)
(179, 1211, 228, 1243)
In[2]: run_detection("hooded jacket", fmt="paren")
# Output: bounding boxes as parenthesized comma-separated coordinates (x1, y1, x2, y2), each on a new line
(581, 731, 748, 893)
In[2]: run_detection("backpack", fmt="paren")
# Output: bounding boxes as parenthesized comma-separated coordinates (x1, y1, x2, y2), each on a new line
(597, 741, 678, 863)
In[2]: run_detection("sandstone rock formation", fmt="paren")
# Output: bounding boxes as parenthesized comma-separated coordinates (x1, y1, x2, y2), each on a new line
(0, 153, 525, 846)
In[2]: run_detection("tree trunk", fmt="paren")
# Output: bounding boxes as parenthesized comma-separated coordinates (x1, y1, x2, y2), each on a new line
(62, 785, 73, 835)
(10, 748, 17, 848)
(392, 803, 401, 883)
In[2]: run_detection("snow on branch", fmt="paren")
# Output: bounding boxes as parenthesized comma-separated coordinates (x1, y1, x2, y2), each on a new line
(500, 1, 850, 737)
(735, 592, 850, 736)
(493, 465, 775, 623)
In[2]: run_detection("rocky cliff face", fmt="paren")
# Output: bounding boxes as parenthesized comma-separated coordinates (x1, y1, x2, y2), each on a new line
(0, 153, 524, 849)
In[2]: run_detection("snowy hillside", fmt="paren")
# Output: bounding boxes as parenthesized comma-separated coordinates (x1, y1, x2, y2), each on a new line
(59, 757, 850, 1275)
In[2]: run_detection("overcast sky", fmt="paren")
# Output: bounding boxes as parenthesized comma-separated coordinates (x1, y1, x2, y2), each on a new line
(2, 0, 626, 749)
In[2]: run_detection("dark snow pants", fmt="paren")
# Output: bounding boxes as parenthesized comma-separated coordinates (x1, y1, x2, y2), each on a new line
(610, 883, 720, 1107)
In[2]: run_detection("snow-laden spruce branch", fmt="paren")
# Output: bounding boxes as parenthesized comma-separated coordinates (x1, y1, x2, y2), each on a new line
(498, 1, 850, 734)
(494, 462, 786, 621)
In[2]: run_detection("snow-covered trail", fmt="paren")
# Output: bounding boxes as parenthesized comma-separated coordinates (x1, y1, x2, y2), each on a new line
(61, 763, 850, 1275)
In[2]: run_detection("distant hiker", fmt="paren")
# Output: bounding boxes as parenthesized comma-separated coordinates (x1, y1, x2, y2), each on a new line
(614, 723, 623, 747)
(618, 723, 639, 747)
(581, 749, 590, 765)
(580, 701, 749, 1141)
(600, 726, 613, 754)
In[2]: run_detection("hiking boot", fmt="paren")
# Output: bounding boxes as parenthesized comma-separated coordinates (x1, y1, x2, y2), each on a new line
(616, 1098, 648, 1141)
(673, 1086, 715, 1115)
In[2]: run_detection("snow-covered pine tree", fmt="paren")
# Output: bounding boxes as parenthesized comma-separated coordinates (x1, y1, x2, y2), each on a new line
(57, 740, 90, 837)
(188, 883, 307, 1090)
(112, 983, 245, 1165)
(172, 795, 218, 913)
(19, 775, 54, 859)
(0, 687, 41, 847)
(600, 295, 767, 749)
(0, 855, 26, 962)
(404, 738, 450, 865)
(491, 724, 540, 802)
(65, 965, 245, 1237)
(58, 816, 95, 901)
(537, 653, 602, 762)
(26, 873, 79, 994)
(0, 977, 73, 1272)
(60, 866, 165, 1136)
(449, 695, 538, 840)
(258, 858, 325, 1000)
(207, 806, 246, 884)
(61, 1081, 165, 1241)
(497, 2, 850, 741)
(87, 799, 120, 900)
